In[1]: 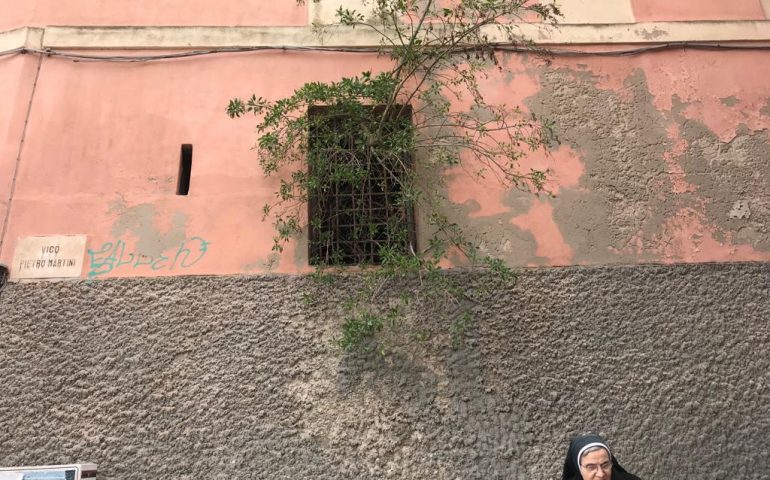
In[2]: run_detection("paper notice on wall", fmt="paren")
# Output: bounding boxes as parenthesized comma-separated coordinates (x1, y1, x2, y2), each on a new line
(11, 235, 87, 279)
(0, 473, 24, 480)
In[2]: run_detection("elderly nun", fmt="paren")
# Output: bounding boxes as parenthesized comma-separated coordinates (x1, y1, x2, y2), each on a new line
(562, 433, 641, 480)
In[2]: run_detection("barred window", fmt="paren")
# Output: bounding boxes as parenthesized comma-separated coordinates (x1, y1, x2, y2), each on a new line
(307, 105, 416, 265)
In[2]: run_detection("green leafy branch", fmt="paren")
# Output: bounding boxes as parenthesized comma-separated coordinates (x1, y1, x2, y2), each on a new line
(229, 0, 560, 354)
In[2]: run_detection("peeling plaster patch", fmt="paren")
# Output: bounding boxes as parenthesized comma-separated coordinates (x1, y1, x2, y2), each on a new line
(663, 123, 696, 194)
(242, 252, 279, 273)
(525, 67, 674, 263)
(469, 104, 497, 123)
(433, 194, 539, 266)
(735, 225, 764, 245)
(639, 50, 770, 142)
(447, 58, 770, 266)
(653, 207, 770, 262)
(445, 57, 589, 266)
(680, 100, 746, 142)
(445, 162, 512, 218)
(437, 245, 475, 268)
(720, 96, 739, 107)
(147, 175, 174, 186)
(761, 98, 770, 118)
(482, 224, 540, 263)
(109, 200, 188, 258)
(510, 199, 573, 265)
(546, 58, 636, 103)
(728, 200, 751, 219)
(676, 120, 770, 250)
(444, 59, 541, 221)
(485, 54, 541, 105)
(107, 196, 128, 215)
(241, 261, 261, 272)
(291, 233, 311, 272)
(516, 144, 585, 195)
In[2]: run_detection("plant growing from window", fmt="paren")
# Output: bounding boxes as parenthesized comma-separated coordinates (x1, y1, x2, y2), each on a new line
(228, 0, 560, 353)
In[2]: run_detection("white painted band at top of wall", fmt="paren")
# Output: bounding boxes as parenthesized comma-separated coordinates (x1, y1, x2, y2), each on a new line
(0, 27, 43, 52)
(4, 22, 770, 51)
(40, 22, 770, 49)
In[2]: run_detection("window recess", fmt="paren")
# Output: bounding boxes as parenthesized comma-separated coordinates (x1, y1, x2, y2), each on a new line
(307, 105, 416, 266)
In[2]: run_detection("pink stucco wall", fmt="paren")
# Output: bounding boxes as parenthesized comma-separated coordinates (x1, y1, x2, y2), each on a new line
(0, 54, 40, 247)
(0, 0, 306, 30)
(1, 44, 769, 278)
(631, 0, 767, 21)
(0, 51, 390, 277)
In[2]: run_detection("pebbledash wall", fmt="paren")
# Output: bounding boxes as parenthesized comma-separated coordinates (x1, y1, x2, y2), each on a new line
(1, 1, 769, 479)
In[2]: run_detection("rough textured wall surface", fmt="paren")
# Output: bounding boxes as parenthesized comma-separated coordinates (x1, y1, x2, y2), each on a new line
(1, 262, 768, 479)
(444, 50, 770, 268)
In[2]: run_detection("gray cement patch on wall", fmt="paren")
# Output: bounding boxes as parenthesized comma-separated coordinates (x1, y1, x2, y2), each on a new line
(522, 66, 770, 262)
(675, 118, 770, 250)
(0, 263, 768, 479)
(525, 67, 675, 264)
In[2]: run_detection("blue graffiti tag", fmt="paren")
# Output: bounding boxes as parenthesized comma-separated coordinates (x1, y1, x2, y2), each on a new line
(87, 236, 210, 278)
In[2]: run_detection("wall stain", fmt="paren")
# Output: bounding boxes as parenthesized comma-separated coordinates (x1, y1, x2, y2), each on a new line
(636, 27, 667, 40)
(108, 198, 188, 258)
(242, 252, 280, 273)
(760, 98, 770, 118)
(429, 189, 541, 266)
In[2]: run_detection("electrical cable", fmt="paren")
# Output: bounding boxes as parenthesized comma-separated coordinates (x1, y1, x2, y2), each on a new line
(1, 41, 770, 62)
(2, 45, 380, 62)
(500, 42, 770, 56)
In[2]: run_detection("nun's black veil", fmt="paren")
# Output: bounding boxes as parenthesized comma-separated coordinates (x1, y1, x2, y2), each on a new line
(561, 433, 641, 480)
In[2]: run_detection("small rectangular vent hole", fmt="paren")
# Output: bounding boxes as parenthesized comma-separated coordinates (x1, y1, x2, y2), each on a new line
(177, 144, 193, 195)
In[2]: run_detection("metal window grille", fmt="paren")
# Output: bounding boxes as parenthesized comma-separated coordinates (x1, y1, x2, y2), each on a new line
(308, 105, 416, 265)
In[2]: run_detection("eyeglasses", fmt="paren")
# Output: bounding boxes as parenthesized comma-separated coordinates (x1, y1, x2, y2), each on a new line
(580, 461, 612, 474)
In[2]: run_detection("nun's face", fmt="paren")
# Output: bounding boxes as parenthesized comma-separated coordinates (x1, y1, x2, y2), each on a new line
(579, 449, 612, 479)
